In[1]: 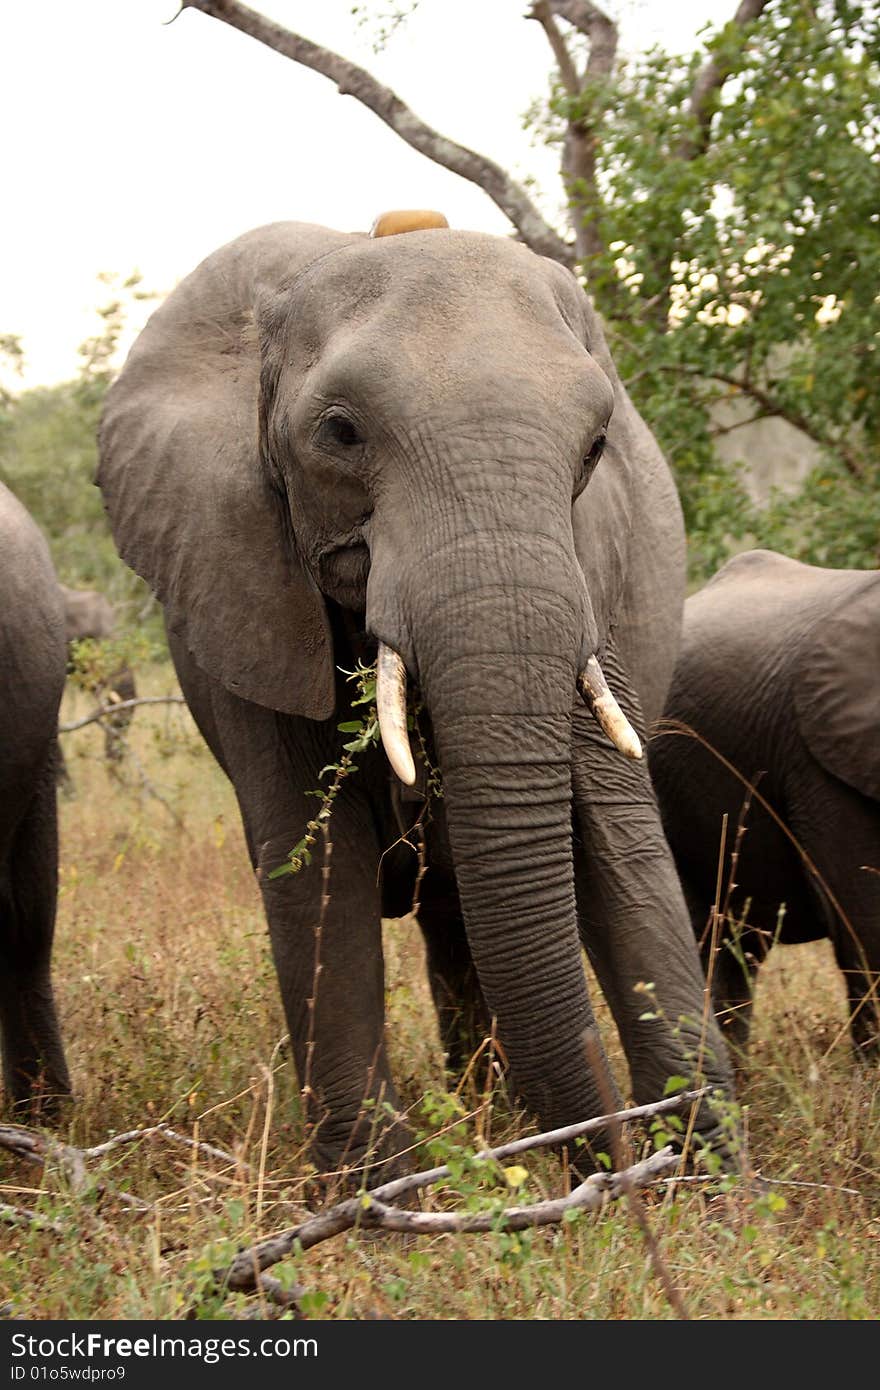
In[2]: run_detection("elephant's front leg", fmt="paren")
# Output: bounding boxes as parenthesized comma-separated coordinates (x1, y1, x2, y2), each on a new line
(0, 758, 71, 1116)
(790, 763, 880, 1062)
(571, 651, 739, 1167)
(416, 877, 492, 1080)
(171, 639, 410, 1186)
(257, 796, 409, 1183)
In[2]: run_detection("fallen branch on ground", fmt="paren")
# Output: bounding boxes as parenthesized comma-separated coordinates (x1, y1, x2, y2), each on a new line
(222, 1089, 709, 1297)
(0, 1121, 245, 1178)
(2, 1091, 723, 1315)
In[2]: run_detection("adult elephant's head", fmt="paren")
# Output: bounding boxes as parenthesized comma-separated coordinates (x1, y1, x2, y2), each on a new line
(98, 218, 643, 1131)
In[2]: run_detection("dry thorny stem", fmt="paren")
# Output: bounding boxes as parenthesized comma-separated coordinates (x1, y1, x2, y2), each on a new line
(300, 821, 331, 1139)
(582, 1031, 691, 1320)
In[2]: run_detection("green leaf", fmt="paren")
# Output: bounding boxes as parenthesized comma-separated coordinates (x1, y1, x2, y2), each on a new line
(663, 1075, 690, 1097)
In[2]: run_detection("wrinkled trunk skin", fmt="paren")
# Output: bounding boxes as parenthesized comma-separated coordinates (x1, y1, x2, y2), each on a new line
(397, 530, 620, 1139)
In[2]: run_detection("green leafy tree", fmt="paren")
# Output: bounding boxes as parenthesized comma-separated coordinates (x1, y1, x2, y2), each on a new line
(578, 0, 880, 572)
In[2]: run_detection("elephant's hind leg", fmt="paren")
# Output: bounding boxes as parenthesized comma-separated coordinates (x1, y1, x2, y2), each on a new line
(791, 769, 880, 1061)
(416, 876, 493, 1082)
(710, 936, 759, 1064)
(678, 870, 759, 1065)
(0, 754, 71, 1116)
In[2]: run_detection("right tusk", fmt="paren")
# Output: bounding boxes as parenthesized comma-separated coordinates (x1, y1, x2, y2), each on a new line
(577, 656, 643, 761)
(376, 643, 417, 786)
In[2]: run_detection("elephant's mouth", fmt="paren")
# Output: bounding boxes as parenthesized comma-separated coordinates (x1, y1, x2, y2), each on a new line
(315, 539, 371, 609)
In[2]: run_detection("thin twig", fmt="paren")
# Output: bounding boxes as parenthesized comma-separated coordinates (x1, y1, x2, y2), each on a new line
(59, 694, 186, 733)
(0, 1201, 67, 1234)
(301, 822, 330, 1131)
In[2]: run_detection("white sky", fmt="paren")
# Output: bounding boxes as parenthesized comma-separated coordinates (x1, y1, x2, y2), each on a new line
(3, 0, 736, 387)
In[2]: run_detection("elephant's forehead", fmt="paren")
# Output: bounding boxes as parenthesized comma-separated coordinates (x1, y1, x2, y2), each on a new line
(296, 229, 580, 333)
(288, 232, 605, 413)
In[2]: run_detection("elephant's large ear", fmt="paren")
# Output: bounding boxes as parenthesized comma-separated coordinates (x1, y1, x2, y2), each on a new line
(795, 580, 880, 801)
(97, 245, 335, 720)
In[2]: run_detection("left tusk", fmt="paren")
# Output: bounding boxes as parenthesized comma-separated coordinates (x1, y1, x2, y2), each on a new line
(577, 656, 643, 761)
(376, 642, 417, 786)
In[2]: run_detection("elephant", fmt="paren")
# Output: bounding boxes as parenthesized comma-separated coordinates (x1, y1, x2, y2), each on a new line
(650, 549, 880, 1061)
(59, 583, 137, 764)
(0, 481, 71, 1112)
(97, 215, 736, 1179)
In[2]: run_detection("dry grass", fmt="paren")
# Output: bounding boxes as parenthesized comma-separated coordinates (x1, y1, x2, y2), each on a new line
(1, 663, 878, 1320)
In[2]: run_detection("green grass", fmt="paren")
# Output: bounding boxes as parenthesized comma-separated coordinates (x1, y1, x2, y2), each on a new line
(1, 663, 878, 1320)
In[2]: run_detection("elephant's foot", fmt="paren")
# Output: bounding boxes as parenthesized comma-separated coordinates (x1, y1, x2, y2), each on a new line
(3, 1067, 73, 1125)
(1, 984, 72, 1124)
(851, 1018, 880, 1063)
(305, 1102, 415, 1200)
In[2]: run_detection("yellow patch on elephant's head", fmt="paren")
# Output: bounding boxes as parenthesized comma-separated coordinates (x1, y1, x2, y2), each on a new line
(370, 209, 450, 237)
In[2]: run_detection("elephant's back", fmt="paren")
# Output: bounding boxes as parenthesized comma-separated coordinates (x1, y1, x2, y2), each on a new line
(0, 483, 66, 766)
(689, 549, 868, 640)
(679, 550, 873, 711)
(0, 483, 64, 634)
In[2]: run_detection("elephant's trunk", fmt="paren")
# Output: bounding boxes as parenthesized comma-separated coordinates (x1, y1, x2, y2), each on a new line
(382, 532, 622, 1135)
(431, 700, 609, 1129)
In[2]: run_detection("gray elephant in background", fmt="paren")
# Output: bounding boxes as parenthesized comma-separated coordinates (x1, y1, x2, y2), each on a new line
(0, 482, 71, 1112)
(650, 549, 880, 1061)
(97, 216, 736, 1178)
(60, 583, 137, 763)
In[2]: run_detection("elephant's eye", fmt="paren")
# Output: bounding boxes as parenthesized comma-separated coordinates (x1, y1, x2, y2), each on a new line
(574, 431, 606, 499)
(315, 411, 364, 451)
(586, 432, 606, 470)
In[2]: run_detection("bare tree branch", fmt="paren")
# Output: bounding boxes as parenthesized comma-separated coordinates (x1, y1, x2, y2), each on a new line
(548, 1, 618, 76)
(688, 366, 864, 477)
(224, 1146, 680, 1300)
(529, 2, 581, 96)
(529, 0, 619, 265)
(681, 0, 773, 157)
(0, 1120, 247, 1178)
(84, 1123, 247, 1171)
(360, 1146, 678, 1233)
(180, 0, 574, 266)
(59, 694, 186, 734)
